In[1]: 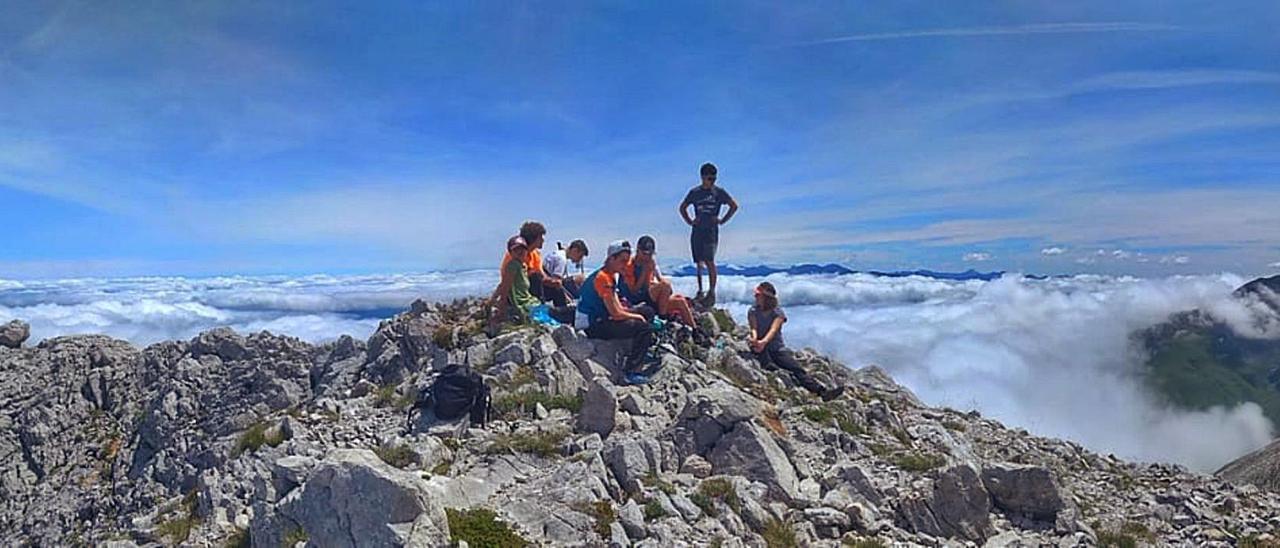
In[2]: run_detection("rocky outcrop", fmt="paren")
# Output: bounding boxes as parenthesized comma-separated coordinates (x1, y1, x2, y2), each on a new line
(0, 319, 29, 348)
(1217, 437, 1280, 493)
(250, 449, 449, 547)
(3, 297, 1280, 547)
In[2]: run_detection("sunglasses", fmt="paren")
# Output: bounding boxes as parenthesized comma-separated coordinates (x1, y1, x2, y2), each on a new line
(702, 175, 717, 180)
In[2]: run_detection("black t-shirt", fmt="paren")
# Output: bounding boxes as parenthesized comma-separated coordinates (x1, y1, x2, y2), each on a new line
(683, 185, 733, 229)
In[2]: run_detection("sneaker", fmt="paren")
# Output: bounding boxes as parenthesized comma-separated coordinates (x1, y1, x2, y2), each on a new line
(624, 372, 651, 385)
(694, 290, 705, 303)
(821, 386, 846, 402)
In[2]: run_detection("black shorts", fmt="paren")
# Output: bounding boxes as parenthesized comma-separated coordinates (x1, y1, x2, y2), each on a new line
(691, 226, 718, 263)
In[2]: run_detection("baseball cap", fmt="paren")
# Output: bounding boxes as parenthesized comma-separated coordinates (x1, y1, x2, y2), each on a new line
(606, 240, 631, 258)
(507, 235, 528, 251)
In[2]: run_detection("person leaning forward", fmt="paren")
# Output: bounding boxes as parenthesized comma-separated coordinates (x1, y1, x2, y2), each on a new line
(575, 240, 657, 373)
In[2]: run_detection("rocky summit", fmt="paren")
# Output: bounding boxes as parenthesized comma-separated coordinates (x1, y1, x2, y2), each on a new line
(4, 299, 1280, 547)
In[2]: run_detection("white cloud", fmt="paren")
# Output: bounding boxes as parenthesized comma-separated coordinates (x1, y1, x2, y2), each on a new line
(963, 252, 993, 262)
(1160, 255, 1192, 265)
(1269, 261, 1280, 269)
(1112, 250, 1132, 260)
(675, 272, 1273, 471)
(1040, 247, 1066, 256)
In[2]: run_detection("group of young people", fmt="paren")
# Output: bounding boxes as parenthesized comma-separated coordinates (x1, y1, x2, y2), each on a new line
(488, 163, 840, 398)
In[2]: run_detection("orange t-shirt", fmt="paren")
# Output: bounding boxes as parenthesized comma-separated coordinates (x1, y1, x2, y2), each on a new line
(501, 248, 543, 275)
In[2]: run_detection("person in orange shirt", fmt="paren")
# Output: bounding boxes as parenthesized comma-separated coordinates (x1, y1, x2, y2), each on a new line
(576, 240, 657, 374)
(502, 221, 569, 307)
(622, 235, 696, 328)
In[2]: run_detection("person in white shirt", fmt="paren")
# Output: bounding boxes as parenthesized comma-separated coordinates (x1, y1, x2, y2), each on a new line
(543, 239, 589, 299)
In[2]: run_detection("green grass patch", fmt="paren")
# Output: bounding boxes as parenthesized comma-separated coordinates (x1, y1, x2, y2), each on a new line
(373, 384, 415, 410)
(283, 527, 308, 547)
(155, 491, 199, 545)
(433, 325, 455, 350)
(374, 443, 417, 469)
(572, 501, 616, 540)
(431, 460, 452, 476)
(801, 406, 834, 423)
(942, 420, 967, 432)
(697, 478, 741, 513)
(447, 508, 529, 547)
(643, 471, 676, 495)
(485, 429, 567, 458)
(762, 518, 798, 548)
(643, 499, 667, 521)
(690, 492, 718, 517)
(890, 452, 945, 472)
(234, 420, 285, 456)
(492, 390, 583, 418)
(711, 309, 736, 333)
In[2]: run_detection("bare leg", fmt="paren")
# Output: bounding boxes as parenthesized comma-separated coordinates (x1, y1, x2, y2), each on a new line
(696, 261, 705, 295)
(707, 261, 718, 298)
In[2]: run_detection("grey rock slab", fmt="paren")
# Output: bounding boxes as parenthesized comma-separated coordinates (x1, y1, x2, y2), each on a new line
(579, 376, 619, 438)
(0, 320, 29, 348)
(707, 421, 799, 501)
(981, 463, 1068, 522)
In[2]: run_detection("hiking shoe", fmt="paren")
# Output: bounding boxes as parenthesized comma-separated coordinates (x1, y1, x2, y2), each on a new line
(821, 386, 846, 402)
(702, 291, 716, 307)
(624, 372, 651, 385)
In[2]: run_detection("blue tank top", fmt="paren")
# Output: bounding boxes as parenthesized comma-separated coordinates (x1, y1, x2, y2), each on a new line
(576, 268, 616, 323)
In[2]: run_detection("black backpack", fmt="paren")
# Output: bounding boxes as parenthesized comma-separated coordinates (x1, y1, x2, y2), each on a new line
(407, 364, 491, 430)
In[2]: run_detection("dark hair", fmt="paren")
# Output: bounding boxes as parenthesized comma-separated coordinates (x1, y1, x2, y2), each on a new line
(700, 162, 717, 176)
(756, 281, 779, 310)
(568, 239, 589, 256)
(519, 221, 546, 243)
(637, 235, 655, 253)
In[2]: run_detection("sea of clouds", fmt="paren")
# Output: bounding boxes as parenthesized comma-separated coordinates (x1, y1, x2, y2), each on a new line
(2, 270, 1274, 471)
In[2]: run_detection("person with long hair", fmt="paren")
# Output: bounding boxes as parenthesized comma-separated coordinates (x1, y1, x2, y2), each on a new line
(748, 281, 843, 401)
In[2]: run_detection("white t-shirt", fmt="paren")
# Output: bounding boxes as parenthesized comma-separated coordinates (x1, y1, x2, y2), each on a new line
(543, 249, 582, 279)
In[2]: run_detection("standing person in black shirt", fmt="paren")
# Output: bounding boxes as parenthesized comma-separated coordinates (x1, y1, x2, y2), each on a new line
(678, 162, 738, 307)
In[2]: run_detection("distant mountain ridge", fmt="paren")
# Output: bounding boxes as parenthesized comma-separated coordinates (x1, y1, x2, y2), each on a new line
(667, 263, 1006, 281)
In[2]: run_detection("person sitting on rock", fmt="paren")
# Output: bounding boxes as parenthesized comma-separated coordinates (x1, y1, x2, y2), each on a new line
(621, 235, 697, 328)
(575, 239, 657, 373)
(542, 239, 589, 299)
(748, 282, 844, 401)
(504, 221, 571, 307)
(491, 235, 575, 327)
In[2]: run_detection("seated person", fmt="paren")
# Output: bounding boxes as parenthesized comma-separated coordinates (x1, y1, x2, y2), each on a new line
(575, 240, 656, 373)
(543, 239, 589, 299)
(748, 282, 843, 401)
(508, 221, 570, 307)
(491, 235, 575, 327)
(622, 235, 696, 328)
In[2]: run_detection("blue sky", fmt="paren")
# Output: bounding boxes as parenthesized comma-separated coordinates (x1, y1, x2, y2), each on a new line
(1, 1, 1278, 278)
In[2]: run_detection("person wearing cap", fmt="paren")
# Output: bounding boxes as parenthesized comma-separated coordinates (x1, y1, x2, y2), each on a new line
(679, 162, 738, 307)
(543, 239, 589, 299)
(622, 235, 696, 328)
(491, 235, 575, 328)
(748, 281, 844, 401)
(575, 240, 657, 373)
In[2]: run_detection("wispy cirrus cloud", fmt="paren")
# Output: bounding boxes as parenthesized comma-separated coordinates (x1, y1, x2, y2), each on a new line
(786, 22, 1181, 47)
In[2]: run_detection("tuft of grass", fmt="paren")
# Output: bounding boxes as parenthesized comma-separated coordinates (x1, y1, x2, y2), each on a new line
(1096, 531, 1137, 548)
(222, 528, 250, 548)
(761, 518, 798, 548)
(432, 325, 455, 350)
(572, 501, 616, 540)
(942, 420, 968, 432)
(234, 420, 286, 456)
(374, 443, 417, 469)
(890, 452, 945, 472)
(431, 460, 452, 476)
(283, 527, 308, 547)
(711, 309, 736, 333)
(373, 384, 415, 410)
(690, 492, 718, 517)
(446, 508, 530, 547)
(643, 471, 677, 495)
(492, 390, 583, 418)
(642, 499, 667, 521)
(698, 478, 741, 513)
(1241, 535, 1280, 548)
(836, 415, 865, 436)
(155, 491, 199, 545)
(485, 429, 568, 458)
(801, 406, 834, 423)
(508, 365, 537, 388)
(890, 428, 912, 446)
